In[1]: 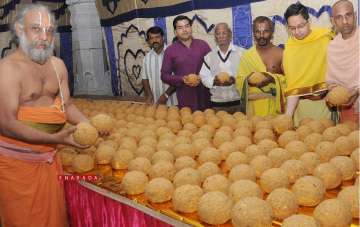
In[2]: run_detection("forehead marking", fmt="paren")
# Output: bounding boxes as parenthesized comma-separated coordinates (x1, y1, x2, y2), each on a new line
(47, 12, 51, 25)
(38, 11, 42, 26)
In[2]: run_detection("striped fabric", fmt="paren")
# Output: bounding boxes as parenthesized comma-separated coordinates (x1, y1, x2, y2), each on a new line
(142, 47, 177, 106)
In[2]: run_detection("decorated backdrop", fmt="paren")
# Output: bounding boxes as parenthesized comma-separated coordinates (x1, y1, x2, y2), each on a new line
(98, 0, 358, 97)
(0, 0, 358, 97)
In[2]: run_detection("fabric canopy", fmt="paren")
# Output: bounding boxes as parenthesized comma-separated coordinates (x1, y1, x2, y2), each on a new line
(96, 0, 264, 26)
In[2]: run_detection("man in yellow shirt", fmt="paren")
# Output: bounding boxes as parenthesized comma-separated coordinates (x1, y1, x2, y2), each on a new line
(283, 2, 333, 126)
(236, 16, 285, 117)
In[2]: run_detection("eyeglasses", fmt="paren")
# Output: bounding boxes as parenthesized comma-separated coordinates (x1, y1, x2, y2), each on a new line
(27, 25, 55, 36)
(287, 21, 309, 33)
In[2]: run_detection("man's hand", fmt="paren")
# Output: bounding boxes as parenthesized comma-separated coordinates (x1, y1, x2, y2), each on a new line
(145, 95, 154, 105)
(214, 76, 235, 86)
(53, 127, 89, 149)
(325, 86, 359, 109)
(254, 74, 274, 88)
(156, 94, 168, 105)
(339, 90, 359, 109)
(213, 76, 222, 86)
(222, 77, 235, 86)
(183, 74, 200, 87)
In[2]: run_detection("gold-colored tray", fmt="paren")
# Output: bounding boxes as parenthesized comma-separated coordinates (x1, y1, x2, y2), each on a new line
(64, 165, 359, 227)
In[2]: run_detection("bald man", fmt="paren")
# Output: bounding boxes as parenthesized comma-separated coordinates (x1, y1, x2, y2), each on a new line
(0, 3, 88, 226)
(199, 23, 244, 113)
(326, 0, 359, 123)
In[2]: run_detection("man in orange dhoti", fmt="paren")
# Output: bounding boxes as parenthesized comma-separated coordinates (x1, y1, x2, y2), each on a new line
(326, 0, 359, 123)
(0, 4, 88, 227)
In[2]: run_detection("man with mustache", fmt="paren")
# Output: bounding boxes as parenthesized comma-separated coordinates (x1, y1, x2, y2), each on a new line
(141, 26, 177, 105)
(326, 0, 359, 123)
(236, 16, 285, 117)
(161, 15, 211, 111)
(0, 3, 88, 227)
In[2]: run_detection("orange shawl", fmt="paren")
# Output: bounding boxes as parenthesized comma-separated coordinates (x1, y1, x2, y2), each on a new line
(0, 97, 66, 153)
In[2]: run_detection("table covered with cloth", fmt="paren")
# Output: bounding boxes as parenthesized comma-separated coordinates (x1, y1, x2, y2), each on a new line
(64, 180, 190, 227)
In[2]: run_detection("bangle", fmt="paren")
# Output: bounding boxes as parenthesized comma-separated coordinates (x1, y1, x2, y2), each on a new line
(163, 93, 169, 98)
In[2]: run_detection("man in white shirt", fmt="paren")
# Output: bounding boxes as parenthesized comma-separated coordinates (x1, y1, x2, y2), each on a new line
(199, 23, 244, 113)
(142, 26, 177, 105)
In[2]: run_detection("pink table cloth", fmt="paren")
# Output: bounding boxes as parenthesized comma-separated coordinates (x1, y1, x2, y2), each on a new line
(64, 181, 176, 227)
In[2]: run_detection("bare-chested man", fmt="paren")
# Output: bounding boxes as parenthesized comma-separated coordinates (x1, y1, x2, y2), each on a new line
(0, 3, 88, 227)
(236, 16, 285, 117)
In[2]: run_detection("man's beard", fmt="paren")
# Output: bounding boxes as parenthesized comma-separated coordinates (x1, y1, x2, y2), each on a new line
(256, 38, 270, 46)
(19, 34, 54, 64)
(151, 42, 160, 48)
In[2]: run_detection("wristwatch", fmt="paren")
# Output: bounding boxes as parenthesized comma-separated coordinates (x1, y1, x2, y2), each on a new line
(163, 93, 169, 99)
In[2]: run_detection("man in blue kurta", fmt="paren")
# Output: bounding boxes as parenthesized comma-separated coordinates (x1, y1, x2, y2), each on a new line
(161, 15, 211, 111)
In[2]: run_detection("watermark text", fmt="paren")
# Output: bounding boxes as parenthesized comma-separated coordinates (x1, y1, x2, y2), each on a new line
(58, 175, 101, 182)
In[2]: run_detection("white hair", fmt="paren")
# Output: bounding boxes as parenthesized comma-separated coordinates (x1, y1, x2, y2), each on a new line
(19, 31, 54, 64)
(11, 3, 56, 43)
(214, 22, 232, 34)
(13, 3, 56, 64)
